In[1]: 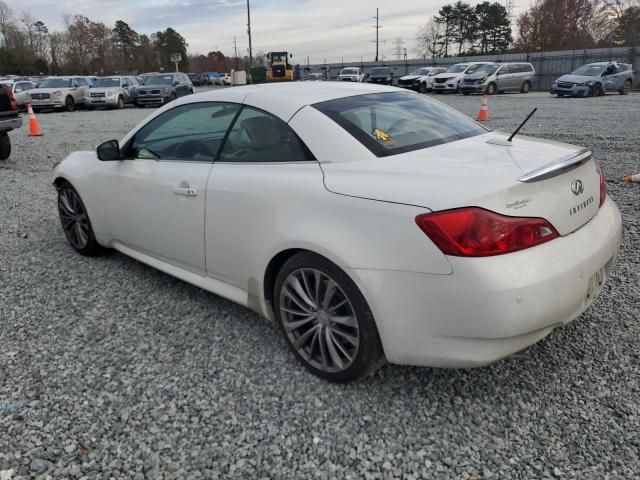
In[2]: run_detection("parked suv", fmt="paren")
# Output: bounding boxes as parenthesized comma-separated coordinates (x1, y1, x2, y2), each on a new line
(135, 73, 194, 107)
(461, 62, 536, 95)
(4, 80, 37, 109)
(0, 83, 22, 160)
(367, 67, 394, 85)
(397, 67, 447, 93)
(432, 62, 494, 93)
(338, 67, 366, 82)
(551, 62, 634, 97)
(86, 76, 138, 109)
(30, 76, 90, 112)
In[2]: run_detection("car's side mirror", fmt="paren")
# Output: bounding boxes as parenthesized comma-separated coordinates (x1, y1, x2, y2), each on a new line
(97, 140, 121, 161)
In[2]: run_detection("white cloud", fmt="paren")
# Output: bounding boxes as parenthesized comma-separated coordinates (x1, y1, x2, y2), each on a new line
(19, 0, 527, 63)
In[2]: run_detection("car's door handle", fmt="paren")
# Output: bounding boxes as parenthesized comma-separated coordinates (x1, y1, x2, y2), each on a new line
(173, 186, 198, 197)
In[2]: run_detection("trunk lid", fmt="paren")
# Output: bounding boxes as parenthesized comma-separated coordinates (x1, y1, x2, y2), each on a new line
(321, 132, 601, 236)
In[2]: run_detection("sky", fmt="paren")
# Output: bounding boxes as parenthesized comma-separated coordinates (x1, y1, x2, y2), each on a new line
(21, 0, 527, 64)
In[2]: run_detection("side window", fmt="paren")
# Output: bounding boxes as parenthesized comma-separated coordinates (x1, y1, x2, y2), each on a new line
(122, 78, 128, 87)
(616, 64, 628, 73)
(129, 102, 241, 162)
(501, 65, 512, 75)
(219, 106, 315, 163)
(14, 83, 24, 93)
(72, 79, 80, 87)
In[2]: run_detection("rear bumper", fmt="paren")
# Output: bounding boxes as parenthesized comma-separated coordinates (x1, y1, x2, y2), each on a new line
(349, 198, 622, 368)
(0, 116, 22, 131)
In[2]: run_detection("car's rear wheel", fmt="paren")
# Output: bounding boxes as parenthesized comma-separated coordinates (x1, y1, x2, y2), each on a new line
(620, 80, 632, 95)
(57, 182, 102, 256)
(0, 132, 11, 160)
(520, 81, 531, 93)
(274, 252, 384, 383)
(65, 96, 75, 112)
(486, 82, 497, 95)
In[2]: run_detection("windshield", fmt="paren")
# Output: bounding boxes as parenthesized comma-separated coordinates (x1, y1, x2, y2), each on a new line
(410, 68, 430, 75)
(39, 78, 72, 88)
(572, 64, 605, 76)
(446, 64, 468, 74)
(271, 53, 288, 62)
(465, 64, 492, 74)
(474, 65, 500, 75)
(144, 75, 174, 86)
(341, 69, 358, 75)
(371, 68, 390, 75)
(314, 92, 487, 157)
(93, 78, 121, 88)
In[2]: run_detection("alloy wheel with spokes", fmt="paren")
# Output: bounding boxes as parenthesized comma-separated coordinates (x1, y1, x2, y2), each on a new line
(280, 268, 359, 373)
(57, 183, 101, 255)
(274, 252, 384, 382)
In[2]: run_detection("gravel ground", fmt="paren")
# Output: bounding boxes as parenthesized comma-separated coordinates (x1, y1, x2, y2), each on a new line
(1, 89, 639, 480)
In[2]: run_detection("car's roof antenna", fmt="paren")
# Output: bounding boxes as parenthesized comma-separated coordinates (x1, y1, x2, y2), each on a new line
(508, 108, 537, 142)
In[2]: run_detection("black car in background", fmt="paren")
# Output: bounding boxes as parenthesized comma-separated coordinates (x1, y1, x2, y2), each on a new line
(188, 73, 208, 86)
(367, 67, 394, 85)
(135, 73, 194, 107)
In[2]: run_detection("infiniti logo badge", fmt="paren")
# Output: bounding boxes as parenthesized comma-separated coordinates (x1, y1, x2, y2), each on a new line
(571, 180, 584, 196)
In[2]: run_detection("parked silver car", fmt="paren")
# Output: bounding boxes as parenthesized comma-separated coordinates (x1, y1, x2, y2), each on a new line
(460, 62, 536, 95)
(551, 62, 634, 97)
(30, 76, 90, 112)
(0, 80, 36, 109)
(86, 76, 138, 109)
(397, 67, 447, 93)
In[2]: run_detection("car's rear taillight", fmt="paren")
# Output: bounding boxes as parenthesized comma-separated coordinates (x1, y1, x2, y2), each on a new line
(416, 208, 559, 257)
(596, 162, 606, 207)
(6, 88, 17, 111)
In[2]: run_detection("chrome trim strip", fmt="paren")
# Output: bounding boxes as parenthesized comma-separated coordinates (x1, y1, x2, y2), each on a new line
(517, 149, 592, 183)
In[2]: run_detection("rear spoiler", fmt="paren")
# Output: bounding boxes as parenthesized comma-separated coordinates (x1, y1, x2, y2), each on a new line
(517, 149, 592, 183)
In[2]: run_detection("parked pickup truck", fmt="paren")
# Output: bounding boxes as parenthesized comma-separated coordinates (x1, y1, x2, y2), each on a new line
(0, 83, 22, 160)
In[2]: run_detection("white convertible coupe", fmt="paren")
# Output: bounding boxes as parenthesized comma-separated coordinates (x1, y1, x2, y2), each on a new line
(53, 83, 622, 382)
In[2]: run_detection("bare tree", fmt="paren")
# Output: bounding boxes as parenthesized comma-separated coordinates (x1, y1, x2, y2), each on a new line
(0, 0, 14, 48)
(417, 19, 445, 58)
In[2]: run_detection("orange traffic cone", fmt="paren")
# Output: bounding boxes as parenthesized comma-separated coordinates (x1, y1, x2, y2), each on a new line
(623, 173, 640, 183)
(27, 103, 42, 137)
(476, 94, 489, 122)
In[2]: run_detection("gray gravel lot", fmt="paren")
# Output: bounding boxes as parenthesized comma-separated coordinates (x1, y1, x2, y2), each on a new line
(1, 88, 639, 480)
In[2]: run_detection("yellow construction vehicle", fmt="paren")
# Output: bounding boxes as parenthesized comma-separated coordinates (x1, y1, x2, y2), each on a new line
(266, 52, 294, 82)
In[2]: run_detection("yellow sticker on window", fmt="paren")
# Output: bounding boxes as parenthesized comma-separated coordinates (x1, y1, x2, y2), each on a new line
(373, 128, 395, 145)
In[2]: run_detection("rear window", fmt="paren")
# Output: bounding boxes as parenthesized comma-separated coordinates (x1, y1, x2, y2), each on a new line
(313, 92, 487, 157)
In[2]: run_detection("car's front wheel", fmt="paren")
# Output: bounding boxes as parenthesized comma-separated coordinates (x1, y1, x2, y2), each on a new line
(620, 80, 632, 95)
(57, 182, 102, 256)
(486, 82, 497, 95)
(274, 252, 384, 383)
(117, 96, 125, 109)
(65, 96, 75, 112)
(418, 83, 427, 94)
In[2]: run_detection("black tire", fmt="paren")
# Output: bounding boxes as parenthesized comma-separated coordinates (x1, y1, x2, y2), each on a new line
(56, 181, 102, 256)
(520, 81, 531, 93)
(620, 80, 632, 95)
(418, 82, 427, 94)
(117, 96, 125, 109)
(556, 93, 564, 97)
(170, 92, 177, 101)
(462, 92, 470, 96)
(273, 251, 385, 383)
(590, 84, 604, 97)
(0, 132, 11, 160)
(486, 82, 497, 95)
(65, 96, 75, 112)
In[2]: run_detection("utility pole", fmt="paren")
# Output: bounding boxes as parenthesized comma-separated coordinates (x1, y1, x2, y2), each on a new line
(247, 0, 253, 69)
(372, 8, 383, 62)
(234, 36, 239, 70)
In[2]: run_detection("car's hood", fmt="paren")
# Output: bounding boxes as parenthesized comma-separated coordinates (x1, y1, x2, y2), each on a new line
(556, 74, 596, 84)
(433, 72, 462, 79)
(33, 87, 73, 94)
(370, 74, 391, 79)
(400, 75, 422, 81)
(464, 72, 489, 80)
(138, 85, 170, 90)
(90, 87, 120, 93)
(321, 132, 600, 236)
